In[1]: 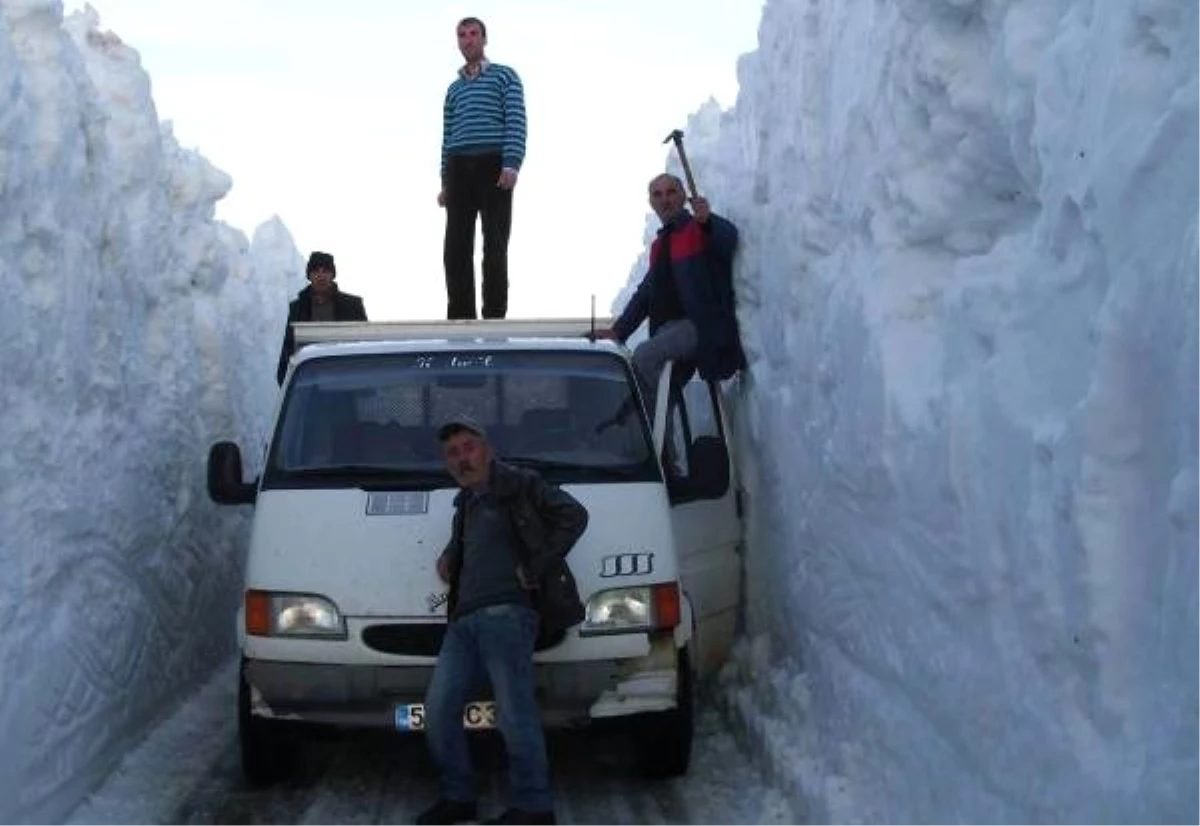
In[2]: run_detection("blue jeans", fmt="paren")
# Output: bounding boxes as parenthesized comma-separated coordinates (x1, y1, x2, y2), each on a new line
(425, 603, 552, 812)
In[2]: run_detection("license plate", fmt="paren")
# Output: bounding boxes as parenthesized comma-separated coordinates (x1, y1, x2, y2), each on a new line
(394, 701, 496, 731)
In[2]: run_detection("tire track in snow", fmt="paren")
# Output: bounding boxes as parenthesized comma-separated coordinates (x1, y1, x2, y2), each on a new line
(68, 659, 800, 824)
(296, 731, 433, 824)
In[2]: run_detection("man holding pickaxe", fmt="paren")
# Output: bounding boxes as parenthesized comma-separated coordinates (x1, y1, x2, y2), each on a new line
(594, 129, 745, 410)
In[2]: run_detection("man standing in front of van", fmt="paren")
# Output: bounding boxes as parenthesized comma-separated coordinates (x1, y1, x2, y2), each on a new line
(417, 415, 587, 826)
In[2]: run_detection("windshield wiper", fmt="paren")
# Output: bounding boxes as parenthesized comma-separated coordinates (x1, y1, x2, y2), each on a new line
(285, 465, 449, 484)
(501, 456, 646, 479)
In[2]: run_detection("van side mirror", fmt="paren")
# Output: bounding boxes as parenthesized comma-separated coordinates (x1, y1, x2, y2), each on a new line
(668, 436, 730, 503)
(208, 441, 258, 505)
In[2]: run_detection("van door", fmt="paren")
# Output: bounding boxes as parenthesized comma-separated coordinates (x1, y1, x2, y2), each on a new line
(657, 364, 743, 676)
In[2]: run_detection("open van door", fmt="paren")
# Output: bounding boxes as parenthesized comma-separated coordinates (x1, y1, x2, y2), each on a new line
(653, 363, 743, 676)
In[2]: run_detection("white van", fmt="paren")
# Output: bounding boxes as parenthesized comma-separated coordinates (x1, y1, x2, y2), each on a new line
(208, 319, 744, 783)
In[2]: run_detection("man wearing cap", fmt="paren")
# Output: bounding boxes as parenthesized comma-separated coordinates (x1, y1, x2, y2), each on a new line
(275, 251, 368, 385)
(417, 414, 586, 826)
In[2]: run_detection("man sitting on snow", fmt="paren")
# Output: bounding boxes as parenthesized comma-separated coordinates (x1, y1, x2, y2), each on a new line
(593, 173, 744, 411)
(275, 251, 368, 385)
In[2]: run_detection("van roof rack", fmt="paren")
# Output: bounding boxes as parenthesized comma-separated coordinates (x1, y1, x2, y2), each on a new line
(293, 318, 615, 347)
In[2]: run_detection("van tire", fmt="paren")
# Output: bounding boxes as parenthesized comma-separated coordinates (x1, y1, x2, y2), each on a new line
(634, 646, 694, 778)
(238, 661, 292, 786)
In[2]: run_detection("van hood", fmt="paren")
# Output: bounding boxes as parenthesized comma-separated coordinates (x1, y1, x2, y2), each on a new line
(244, 484, 677, 618)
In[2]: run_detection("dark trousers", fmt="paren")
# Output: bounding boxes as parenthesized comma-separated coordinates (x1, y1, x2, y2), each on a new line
(443, 153, 513, 319)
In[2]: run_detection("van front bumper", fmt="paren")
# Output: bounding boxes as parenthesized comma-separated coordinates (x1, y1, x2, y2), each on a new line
(244, 634, 679, 730)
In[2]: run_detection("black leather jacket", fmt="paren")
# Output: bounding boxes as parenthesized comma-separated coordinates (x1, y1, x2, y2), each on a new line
(275, 285, 368, 384)
(439, 460, 588, 619)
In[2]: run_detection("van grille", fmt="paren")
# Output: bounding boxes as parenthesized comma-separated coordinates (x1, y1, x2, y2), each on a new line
(362, 623, 446, 656)
(362, 620, 566, 654)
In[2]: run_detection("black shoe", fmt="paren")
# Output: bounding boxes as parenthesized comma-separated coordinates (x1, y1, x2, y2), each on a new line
(483, 809, 556, 825)
(416, 798, 478, 825)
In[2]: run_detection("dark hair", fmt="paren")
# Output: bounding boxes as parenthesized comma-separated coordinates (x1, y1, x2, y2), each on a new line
(306, 251, 336, 277)
(457, 16, 486, 38)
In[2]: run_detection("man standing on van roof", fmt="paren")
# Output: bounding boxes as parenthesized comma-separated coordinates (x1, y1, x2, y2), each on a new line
(594, 174, 745, 407)
(437, 16, 527, 320)
(417, 414, 586, 826)
(275, 252, 368, 385)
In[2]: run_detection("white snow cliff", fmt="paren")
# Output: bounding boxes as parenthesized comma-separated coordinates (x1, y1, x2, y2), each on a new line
(1, 3, 294, 820)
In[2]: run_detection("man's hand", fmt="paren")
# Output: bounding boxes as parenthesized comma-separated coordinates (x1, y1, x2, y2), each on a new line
(436, 554, 450, 583)
(497, 168, 519, 190)
(437, 189, 447, 208)
(516, 564, 536, 590)
(690, 195, 711, 224)
(590, 327, 619, 341)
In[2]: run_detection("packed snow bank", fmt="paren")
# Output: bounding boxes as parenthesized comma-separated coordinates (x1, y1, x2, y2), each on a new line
(2, 0, 1195, 821)
(644, 0, 1197, 822)
(0, 3, 297, 821)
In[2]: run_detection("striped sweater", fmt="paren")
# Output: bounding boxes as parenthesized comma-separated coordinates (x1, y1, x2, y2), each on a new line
(441, 62, 527, 180)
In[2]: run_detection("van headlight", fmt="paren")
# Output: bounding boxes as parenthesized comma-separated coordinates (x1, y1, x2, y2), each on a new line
(581, 587, 652, 635)
(581, 582, 681, 636)
(245, 590, 346, 638)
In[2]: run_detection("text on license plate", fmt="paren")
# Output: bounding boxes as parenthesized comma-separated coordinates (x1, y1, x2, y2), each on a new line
(394, 701, 496, 731)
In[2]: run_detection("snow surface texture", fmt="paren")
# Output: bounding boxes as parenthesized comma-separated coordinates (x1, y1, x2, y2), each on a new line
(647, 0, 1196, 822)
(0, 2, 299, 821)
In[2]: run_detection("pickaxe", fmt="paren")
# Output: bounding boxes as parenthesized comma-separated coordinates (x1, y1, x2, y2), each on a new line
(662, 128, 700, 200)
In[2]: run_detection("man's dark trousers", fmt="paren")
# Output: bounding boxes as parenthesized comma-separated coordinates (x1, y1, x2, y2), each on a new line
(443, 152, 512, 319)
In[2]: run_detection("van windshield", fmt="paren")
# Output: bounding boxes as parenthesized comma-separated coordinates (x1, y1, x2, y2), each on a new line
(263, 349, 660, 490)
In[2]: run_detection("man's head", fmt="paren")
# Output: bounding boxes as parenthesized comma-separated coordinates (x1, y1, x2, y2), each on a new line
(648, 174, 687, 224)
(306, 251, 336, 298)
(438, 414, 493, 489)
(456, 17, 487, 64)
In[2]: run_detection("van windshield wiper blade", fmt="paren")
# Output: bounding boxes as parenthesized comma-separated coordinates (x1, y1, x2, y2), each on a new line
(286, 465, 448, 482)
(501, 456, 644, 478)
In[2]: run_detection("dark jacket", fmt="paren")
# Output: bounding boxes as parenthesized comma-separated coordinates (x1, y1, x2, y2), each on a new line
(613, 211, 745, 381)
(439, 461, 588, 623)
(275, 285, 368, 384)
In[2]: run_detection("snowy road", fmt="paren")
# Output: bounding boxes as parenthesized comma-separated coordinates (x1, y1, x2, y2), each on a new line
(68, 658, 798, 825)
